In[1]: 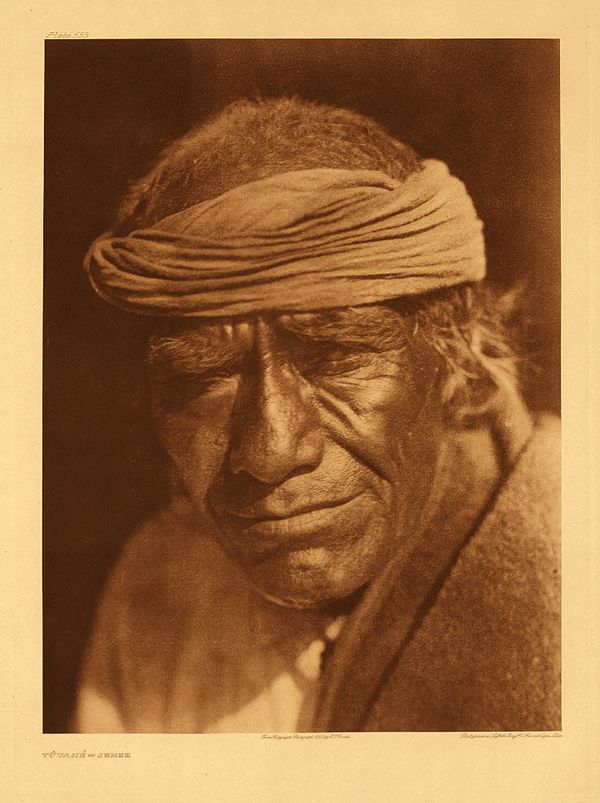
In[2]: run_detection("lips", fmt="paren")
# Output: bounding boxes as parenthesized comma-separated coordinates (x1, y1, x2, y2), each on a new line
(213, 492, 368, 559)
(221, 493, 360, 522)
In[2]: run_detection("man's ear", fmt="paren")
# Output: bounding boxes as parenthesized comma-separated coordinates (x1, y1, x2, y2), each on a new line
(437, 320, 513, 423)
(441, 359, 533, 469)
(440, 367, 501, 427)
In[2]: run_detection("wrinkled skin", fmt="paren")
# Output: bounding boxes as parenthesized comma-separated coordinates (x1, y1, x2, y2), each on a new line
(148, 305, 446, 609)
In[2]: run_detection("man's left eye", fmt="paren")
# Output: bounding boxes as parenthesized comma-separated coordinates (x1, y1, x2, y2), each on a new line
(301, 347, 367, 377)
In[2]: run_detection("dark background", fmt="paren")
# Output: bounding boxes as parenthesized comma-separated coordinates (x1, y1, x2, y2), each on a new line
(44, 39, 560, 732)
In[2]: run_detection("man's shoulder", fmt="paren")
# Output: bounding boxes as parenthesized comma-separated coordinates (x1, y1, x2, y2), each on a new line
(430, 412, 561, 649)
(521, 412, 560, 490)
(96, 499, 235, 628)
(376, 413, 562, 730)
(490, 411, 561, 551)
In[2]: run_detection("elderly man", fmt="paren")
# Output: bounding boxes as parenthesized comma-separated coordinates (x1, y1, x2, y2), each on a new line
(75, 98, 560, 733)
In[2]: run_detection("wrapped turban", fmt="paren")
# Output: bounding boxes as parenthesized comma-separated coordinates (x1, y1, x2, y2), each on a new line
(84, 159, 485, 318)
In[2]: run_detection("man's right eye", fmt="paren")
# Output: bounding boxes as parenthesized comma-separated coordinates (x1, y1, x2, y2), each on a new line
(176, 366, 240, 388)
(152, 364, 241, 408)
(198, 369, 241, 389)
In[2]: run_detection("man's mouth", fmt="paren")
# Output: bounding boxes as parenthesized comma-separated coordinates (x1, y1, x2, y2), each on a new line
(213, 492, 368, 558)
(220, 493, 360, 522)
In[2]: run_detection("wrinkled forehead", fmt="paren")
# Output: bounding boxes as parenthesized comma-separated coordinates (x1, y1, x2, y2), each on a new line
(152, 305, 410, 350)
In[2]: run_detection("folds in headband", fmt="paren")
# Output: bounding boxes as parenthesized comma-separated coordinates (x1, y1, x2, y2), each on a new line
(83, 159, 486, 318)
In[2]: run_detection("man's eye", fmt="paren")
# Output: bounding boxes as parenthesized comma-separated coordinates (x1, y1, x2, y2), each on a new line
(187, 367, 241, 389)
(301, 347, 367, 377)
(155, 365, 240, 405)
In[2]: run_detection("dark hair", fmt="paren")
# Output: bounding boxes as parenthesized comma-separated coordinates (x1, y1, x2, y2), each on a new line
(390, 284, 522, 417)
(113, 96, 421, 234)
(110, 96, 521, 412)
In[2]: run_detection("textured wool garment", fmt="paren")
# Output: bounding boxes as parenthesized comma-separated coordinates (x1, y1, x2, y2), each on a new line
(84, 160, 486, 318)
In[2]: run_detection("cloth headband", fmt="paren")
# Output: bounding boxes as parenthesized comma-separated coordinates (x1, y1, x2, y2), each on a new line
(83, 159, 486, 318)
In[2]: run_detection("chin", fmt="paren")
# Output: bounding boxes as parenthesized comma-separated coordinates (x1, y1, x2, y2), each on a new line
(208, 497, 398, 609)
(239, 542, 387, 610)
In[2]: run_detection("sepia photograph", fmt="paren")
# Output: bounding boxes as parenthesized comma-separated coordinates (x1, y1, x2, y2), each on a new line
(44, 39, 561, 735)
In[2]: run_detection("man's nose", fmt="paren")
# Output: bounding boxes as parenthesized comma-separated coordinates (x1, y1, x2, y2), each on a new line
(228, 343, 324, 486)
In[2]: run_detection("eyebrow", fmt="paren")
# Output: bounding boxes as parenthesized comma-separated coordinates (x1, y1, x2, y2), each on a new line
(276, 308, 408, 351)
(146, 305, 410, 376)
(146, 331, 247, 375)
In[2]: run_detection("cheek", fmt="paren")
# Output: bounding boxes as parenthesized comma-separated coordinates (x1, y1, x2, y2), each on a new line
(315, 366, 442, 484)
(153, 389, 236, 501)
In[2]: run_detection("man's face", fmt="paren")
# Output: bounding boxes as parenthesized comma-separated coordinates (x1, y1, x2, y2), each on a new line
(148, 305, 444, 609)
